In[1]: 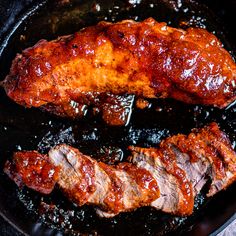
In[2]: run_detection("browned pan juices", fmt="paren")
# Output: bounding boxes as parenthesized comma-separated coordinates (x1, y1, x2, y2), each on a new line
(0, 0, 236, 235)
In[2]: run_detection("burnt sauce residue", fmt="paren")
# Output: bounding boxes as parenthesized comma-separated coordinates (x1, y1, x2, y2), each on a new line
(0, 0, 235, 235)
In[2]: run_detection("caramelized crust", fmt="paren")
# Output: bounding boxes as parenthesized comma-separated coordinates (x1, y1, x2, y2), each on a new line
(4, 151, 59, 194)
(160, 122, 236, 196)
(4, 123, 236, 217)
(3, 18, 236, 122)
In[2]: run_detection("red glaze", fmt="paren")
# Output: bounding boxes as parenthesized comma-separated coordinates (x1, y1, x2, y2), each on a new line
(4, 123, 236, 217)
(4, 151, 59, 194)
(157, 146, 194, 215)
(117, 163, 160, 203)
(3, 18, 236, 125)
(64, 151, 96, 206)
(98, 162, 124, 214)
(165, 122, 236, 181)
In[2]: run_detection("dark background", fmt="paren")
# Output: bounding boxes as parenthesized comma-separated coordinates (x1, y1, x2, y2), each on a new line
(0, 0, 236, 235)
(0, 217, 22, 236)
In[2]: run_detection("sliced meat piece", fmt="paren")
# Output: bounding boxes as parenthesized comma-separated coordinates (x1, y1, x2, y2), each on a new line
(194, 123, 236, 196)
(49, 145, 97, 206)
(48, 144, 160, 216)
(168, 143, 209, 195)
(129, 146, 194, 216)
(4, 123, 236, 218)
(129, 147, 180, 214)
(162, 134, 211, 196)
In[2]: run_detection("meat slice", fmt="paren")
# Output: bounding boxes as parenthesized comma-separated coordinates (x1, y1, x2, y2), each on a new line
(165, 123, 236, 196)
(168, 144, 209, 195)
(129, 141, 197, 215)
(130, 144, 210, 201)
(128, 147, 183, 215)
(48, 144, 160, 216)
(4, 123, 236, 217)
(128, 124, 236, 215)
(3, 18, 236, 124)
(195, 123, 236, 196)
(48, 145, 97, 206)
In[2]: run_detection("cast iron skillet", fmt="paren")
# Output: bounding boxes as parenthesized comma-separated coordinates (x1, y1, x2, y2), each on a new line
(0, 0, 236, 235)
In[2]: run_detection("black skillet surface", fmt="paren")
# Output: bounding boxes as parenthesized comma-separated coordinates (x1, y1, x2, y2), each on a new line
(0, 0, 236, 235)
